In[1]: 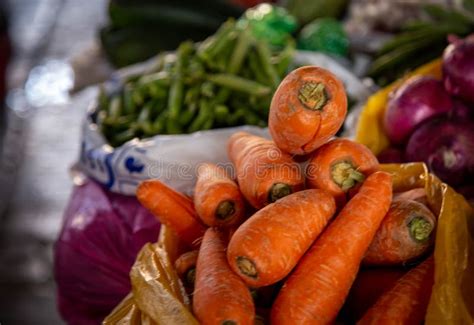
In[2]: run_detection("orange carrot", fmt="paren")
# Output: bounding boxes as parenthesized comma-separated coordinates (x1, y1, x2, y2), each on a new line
(227, 189, 336, 287)
(227, 132, 305, 209)
(137, 180, 206, 247)
(363, 199, 436, 266)
(357, 256, 434, 325)
(393, 188, 429, 206)
(174, 250, 199, 289)
(269, 66, 347, 155)
(193, 228, 254, 325)
(306, 138, 379, 206)
(343, 268, 407, 323)
(271, 171, 392, 325)
(194, 163, 245, 227)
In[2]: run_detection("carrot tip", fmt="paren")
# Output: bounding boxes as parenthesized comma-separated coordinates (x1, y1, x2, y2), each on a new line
(216, 200, 236, 221)
(298, 82, 328, 111)
(331, 161, 365, 191)
(408, 216, 433, 242)
(268, 183, 292, 203)
(237, 256, 258, 279)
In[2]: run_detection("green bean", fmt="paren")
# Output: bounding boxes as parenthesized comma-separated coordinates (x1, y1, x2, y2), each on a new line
(168, 41, 193, 120)
(201, 81, 215, 97)
(206, 74, 271, 97)
(111, 128, 136, 147)
(201, 115, 214, 130)
(132, 88, 145, 106)
(137, 102, 152, 124)
(188, 99, 213, 133)
(214, 104, 229, 124)
(184, 86, 200, 105)
(122, 86, 136, 114)
(275, 39, 295, 76)
(248, 50, 271, 86)
(108, 96, 122, 119)
(198, 19, 235, 60)
(255, 42, 280, 88)
(152, 111, 168, 134)
(227, 108, 247, 126)
(98, 85, 109, 111)
(228, 28, 252, 74)
(166, 118, 183, 134)
(141, 121, 155, 136)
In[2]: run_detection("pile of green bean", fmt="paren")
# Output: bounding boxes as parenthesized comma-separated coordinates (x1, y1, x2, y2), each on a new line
(95, 19, 295, 147)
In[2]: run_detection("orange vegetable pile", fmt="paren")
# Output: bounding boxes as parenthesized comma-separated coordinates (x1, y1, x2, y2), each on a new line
(137, 66, 438, 324)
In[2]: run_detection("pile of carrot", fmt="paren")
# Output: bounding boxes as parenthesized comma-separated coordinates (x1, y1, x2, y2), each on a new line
(136, 66, 438, 324)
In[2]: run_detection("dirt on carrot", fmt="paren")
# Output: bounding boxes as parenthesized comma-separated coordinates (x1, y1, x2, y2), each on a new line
(269, 66, 347, 155)
(227, 131, 305, 209)
(271, 171, 392, 325)
(194, 163, 245, 228)
(193, 228, 255, 325)
(137, 179, 206, 247)
(306, 138, 379, 206)
(363, 199, 436, 266)
(227, 189, 336, 287)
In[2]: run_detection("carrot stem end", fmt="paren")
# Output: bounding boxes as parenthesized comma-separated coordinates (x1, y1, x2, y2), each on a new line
(186, 268, 196, 287)
(216, 200, 236, 221)
(298, 82, 328, 111)
(331, 161, 365, 192)
(269, 183, 292, 203)
(237, 256, 258, 279)
(408, 216, 433, 242)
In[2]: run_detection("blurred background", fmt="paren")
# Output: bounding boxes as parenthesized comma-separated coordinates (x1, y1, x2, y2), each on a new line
(0, 0, 473, 324)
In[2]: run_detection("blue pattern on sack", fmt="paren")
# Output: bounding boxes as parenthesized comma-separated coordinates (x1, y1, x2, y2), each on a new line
(104, 152, 115, 189)
(125, 156, 145, 174)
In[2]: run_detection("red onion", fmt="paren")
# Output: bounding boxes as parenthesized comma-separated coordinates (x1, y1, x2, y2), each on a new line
(406, 118, 474, 186)
(443, 35, 474, 105)
(377, 147, 404, 164)
(384, 76, 453, 145)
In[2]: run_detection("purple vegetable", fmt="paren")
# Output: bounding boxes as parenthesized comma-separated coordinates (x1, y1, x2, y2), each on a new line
(443, 35, 474, 105)
(377, 147, 404, 164)
(452, 98, 474, 121)
(406, 118, 474, 186)
(384, 76, 453, 145)
(54, 179, 160, 324)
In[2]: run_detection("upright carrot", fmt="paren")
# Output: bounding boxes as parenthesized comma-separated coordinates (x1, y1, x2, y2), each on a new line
(269, 66, 347, 155)
(194, 163, 245, 227)
(227, 189, 336, 287)
(357, 256, 434, 325)
(306, 138, 379, 205)
(271, 171, 392, 325)
(193, 228, 254, 325)
(363, 199, 436, 265)
(137, 180, 206, 247)
(175, 250, 199, 290)
(227, 132, 305, 209)
(343, 268, 407, 323)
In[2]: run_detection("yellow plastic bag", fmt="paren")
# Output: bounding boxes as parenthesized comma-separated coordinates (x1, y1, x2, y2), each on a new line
(103, 227, 198, 325)
(105, 163, 473, 324)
